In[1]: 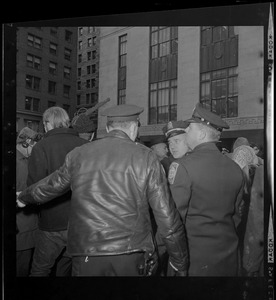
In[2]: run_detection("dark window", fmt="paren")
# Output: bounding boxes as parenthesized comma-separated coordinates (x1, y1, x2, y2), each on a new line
(200, 26, 238, 117)
(92, 50, 97, 60)
(25, 97, 40, 111)
(64, 67, 71, 79)
(78, 68, 81, 77)
(64, 85, 70, 97)
(25, 75, 41, 91)
(27, 34, 42, 49)
(50, 27, 58, 36)
(77, 81, 81, 90)
(64, 48, 71, 60)
(49, 62, 57, 75)
(87, 51, 92, 61)
(149, 27, 178, 124)
(26, 54, 41, 70)
(78, 54, 82, 63)
(118, 34, 127, 105)
(49, 42, 57, 55)
(48, 81, 56, 94)
(65, 30, 72, 43)
(77, 95, 81, 105)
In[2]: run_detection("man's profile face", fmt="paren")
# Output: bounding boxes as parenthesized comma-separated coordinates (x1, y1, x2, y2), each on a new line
(168, 133, 189, 159)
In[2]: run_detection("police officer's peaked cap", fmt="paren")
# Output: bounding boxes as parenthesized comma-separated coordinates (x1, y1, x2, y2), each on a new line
(185, 103, 229, 131)
(163, 120, 189, 139)
(101, 104, 144, 122)
(17, 127, 38, 144)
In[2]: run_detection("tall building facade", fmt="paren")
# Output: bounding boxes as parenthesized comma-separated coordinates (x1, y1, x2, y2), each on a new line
(97, 26, 264, 150)
(16, 27, 77, 134)
(76, 26, 100, 128)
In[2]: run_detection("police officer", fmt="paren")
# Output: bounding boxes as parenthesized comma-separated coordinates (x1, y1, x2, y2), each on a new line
(167, 102, 245, 276)
(17, 104, 188, 277)
(163, 120, 189, 159)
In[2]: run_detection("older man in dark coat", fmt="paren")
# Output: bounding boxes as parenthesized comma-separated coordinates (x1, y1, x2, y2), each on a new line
(167, 103, 245, 276)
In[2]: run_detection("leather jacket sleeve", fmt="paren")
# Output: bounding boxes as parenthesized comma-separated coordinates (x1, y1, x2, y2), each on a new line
(146, 152, 188, 272)
(18, 155, 71, 205)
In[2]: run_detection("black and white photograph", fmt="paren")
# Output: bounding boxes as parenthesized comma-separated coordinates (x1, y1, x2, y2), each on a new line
(2, 2, 274, 300)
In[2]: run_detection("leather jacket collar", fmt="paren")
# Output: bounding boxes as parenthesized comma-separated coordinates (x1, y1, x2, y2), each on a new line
(105, 129, 133, 141)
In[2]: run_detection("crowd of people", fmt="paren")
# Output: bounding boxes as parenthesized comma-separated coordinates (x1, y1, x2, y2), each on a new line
(16, 102, 266, 277)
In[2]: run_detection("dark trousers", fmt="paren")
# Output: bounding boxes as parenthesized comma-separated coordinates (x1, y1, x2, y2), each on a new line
(16, 248, 34, 277)
(72, 253, 145, 276)
(30, 229, 71, 277)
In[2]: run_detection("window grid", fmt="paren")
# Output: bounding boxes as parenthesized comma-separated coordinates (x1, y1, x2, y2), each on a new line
(118, 34, 127, 105)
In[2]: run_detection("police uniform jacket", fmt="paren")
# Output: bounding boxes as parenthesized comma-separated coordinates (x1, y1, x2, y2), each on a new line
(168, 142, 245, 276)
(19, 130, 188, 271)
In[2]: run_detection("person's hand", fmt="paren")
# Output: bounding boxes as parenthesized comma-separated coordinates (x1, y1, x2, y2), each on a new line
(16, 192, 26, 208)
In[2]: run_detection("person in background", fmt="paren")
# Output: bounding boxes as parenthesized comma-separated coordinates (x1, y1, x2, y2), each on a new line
(242, 164, 264, 276)
(71, 98, 110, 142)
(71, 109, 95, 142)
(150, 142, 171, 176)
(23, 106, 89, 277)
(17, 104, 188, 277)
(163, 120, 190, 160)
(250, 142, 264, 165)
(168, 103, 245, 276)
(231, 144, 260, 275)
(16, 127, 42, 276)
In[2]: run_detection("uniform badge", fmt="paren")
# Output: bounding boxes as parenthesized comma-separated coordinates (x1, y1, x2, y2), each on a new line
(168, 162, 179, 185)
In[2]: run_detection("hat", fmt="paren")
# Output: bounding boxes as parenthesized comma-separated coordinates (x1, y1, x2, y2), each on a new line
(163, 120, 189, 139)
(71, 114, 96, 133)
(185, 103, 229, 131)
(232, 145, 259, 170)
(101, 104, 144, 122)
(17, 127, 38, 144)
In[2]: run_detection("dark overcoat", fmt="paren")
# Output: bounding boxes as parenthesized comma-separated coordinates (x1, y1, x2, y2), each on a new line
(168, 142, 245, 276)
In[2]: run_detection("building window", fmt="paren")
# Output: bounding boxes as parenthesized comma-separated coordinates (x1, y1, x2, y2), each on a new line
(65, 30, 72, 43)
(64, 66, 71, 79)
(87, 51, 92, 61)
(149, 80, 177, 124)
(25, 96, 40, 112)
(48, 101, 56, 107)
(88, 38, 92, 47)
(50, 27, 58, 37)
(118, 34, 127, 105)
(49, 62, 57, 75)
(26, 54, 41, 70)
(149, 27, 178, 124)
(77, 81, 81, 90)
(78, 68, 81, 77)
(92, 50, 97, 60)
(27, 34, 42, 49)
(63, 104, 70, 113)
(93, 36, 96, 46)
(48, 81, 56, 94)
(86, 93, 90, 104)
(79, 27, 83, 36)
(78, 54, 82, 63)
(200, 26, 238, 117)
(25, 75, 41, 91)
(150, 26, 178, 59)
(86, 79, 91, 88)
(91, 78, 96, 88)
(63, 85, 70, 97)
(92, 64, 96, 74)
(24, 119, 40, 132)
(77, 95, 81, 105)
(91, 93, 97, 104)
(64, 48, 71, 61)
(49, 42, 57, 55)
(87, 65, 91, 75)
(78, 41, 82, 50)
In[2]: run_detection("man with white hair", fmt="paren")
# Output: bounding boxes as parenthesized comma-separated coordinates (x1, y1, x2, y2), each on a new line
(23, 106, 88, 276)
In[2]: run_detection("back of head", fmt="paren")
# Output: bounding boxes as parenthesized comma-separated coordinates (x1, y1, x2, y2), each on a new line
(232, 145, 259, 170)
(43, 106, 70, 129)
(151, 142, 168, 160)
(232, 137, 250, 151)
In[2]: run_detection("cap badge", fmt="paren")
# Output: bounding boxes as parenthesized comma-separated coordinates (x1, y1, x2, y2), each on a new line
(167, 121, 173, 130)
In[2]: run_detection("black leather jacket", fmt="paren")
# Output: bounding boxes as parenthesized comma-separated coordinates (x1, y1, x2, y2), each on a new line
(19, 130, 188, 271)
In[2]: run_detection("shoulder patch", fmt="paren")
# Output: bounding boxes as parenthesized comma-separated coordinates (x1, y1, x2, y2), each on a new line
(168, 162, 179, 185)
